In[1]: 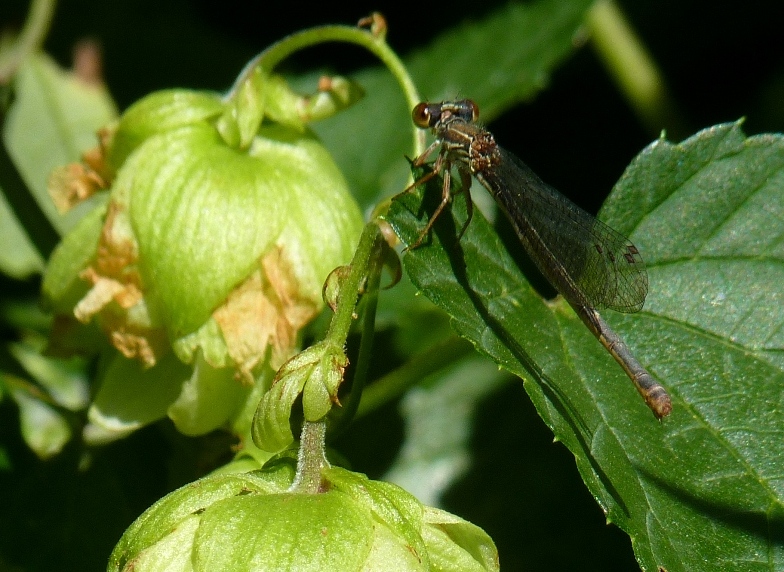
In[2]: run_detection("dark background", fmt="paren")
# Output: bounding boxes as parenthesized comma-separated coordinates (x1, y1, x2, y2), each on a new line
(1, 1, 783, 570)
(28, 0, 784, 210)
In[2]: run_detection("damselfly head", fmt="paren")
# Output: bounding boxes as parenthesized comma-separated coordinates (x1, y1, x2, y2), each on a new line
(412, 100, 480, 130)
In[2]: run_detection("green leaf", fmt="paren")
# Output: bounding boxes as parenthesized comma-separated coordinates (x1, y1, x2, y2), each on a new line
(121, 121, 362, 338)
(383, 355, 510, 506)
(383, 121, 784, 571)
(108, 89, 224, 169)
(8, 341, 89, 410)
(167, 352, 249, 436)
(2, 52, 117, 235)
(0, 190, 44, 278)
(8, 385, 71, 459)
(85, 352, 190, 445)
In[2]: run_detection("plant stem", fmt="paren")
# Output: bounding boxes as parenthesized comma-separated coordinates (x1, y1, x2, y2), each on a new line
(283, 223, 383, 473)
(587, 0, 689, 139)
(229, 21, 425, 158)
(328, 230, 385, 436)
(325, 222, 383, 346)
(290, 419, 328, 493)
(0, 0, 57, 83)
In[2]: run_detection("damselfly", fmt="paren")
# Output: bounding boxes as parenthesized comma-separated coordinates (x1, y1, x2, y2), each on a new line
(402, 99, 672, 419)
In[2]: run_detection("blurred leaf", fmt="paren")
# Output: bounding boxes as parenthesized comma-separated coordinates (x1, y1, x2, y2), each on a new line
(8, 383, 71, 459)
(167, 352, 248, 436)
(40, 192, 108, 313)
(0, 298, 53, 333)
(1, 50, 115, 278)
(3, 52, 117, 230)
(85, 352, 190, 445)
(383, 355, 510, 506)
(405, 0, 592, 118)
(0, 190, 44, 278)
(383, 121, 784, 571)
(0, 446, 9, 471)
(8, 340, 89, 410)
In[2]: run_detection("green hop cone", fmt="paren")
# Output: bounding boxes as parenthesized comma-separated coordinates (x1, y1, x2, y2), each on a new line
(42, 83, 364, 442)
(108, 463, 499, 572)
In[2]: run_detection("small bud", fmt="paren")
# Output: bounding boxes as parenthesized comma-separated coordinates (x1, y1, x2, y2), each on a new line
(322, 265, 351, 312)
(252, 342, 348, 452)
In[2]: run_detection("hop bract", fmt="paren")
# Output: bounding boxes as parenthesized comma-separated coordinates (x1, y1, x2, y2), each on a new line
(107, 463, 499, 572)
(43, 85, 364, 443)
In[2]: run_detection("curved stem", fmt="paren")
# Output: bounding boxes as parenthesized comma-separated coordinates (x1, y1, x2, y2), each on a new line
(229, 22, 424, 159)
(323, 222, 383, 352)
(0, 0, 57, 83)
(289, 225, 385, 490)
(587, 0, 689, 139)
(328, 233, 384, 436)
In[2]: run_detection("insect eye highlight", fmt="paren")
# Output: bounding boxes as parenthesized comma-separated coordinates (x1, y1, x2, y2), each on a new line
(412, 102, 433, 128)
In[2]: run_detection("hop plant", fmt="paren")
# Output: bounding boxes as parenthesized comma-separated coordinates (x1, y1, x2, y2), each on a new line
(43, 78, 364, 444)
(108, 460, 499, 572)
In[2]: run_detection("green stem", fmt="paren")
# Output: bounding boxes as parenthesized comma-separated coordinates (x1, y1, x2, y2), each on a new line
(290, 419, 328, 493)
(0, 0, 57, 83)
(325, 222, 383, 346)
(286, 220, 384, 481)
(328, 232, 384, 436)
(587, 0, 689, 139)
(357, 335, 474, 417)
(229, 21, 425, 158)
